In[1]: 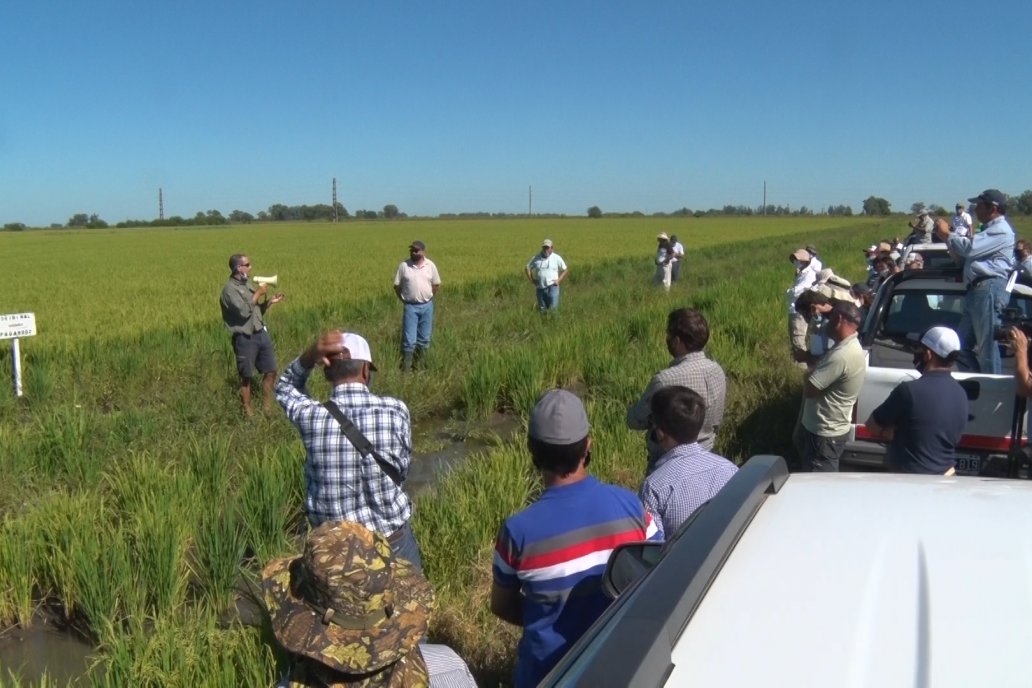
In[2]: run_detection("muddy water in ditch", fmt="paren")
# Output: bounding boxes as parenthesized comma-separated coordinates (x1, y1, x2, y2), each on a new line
(0, 413, 523, 684)
(0, 616, 95, 685)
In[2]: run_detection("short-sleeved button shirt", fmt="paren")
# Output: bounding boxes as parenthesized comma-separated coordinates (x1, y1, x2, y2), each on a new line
(394, 258, 441, 304)
(527, 252, 567, 288)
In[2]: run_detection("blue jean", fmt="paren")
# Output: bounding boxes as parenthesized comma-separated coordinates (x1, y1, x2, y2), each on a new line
(535, 285, 559, 312)
(401, 300, 434, 353)
(956, 278, 1007, 374)
(389, 521, 423, 572)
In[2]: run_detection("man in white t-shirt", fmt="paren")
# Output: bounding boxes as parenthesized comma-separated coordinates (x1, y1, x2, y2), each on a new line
(393, 240, 441, 371)
(952, 203, 973, 237)
(525, 239, 569, 313)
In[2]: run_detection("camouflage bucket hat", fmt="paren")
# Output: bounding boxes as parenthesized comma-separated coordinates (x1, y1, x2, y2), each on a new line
(261, 521, 434, 676)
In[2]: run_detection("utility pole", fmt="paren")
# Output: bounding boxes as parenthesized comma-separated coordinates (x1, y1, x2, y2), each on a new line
(332, 178, 339, 222)
(528, 186, 532, 216)
(762, 181, 767, 216)
(158, 188, 164, 221)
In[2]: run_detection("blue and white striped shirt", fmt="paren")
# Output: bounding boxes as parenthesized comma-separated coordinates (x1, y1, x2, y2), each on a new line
(638, 443, 738, 536)
(276, 358, 412, 536)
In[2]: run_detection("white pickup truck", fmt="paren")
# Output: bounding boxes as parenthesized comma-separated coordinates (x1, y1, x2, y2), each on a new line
(842, 267, 1031, 475)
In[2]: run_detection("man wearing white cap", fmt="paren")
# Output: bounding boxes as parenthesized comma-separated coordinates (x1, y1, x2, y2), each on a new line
(864, 327, 970, 475)
(525, 239, 568, 312)
(275, 330, 421, 568)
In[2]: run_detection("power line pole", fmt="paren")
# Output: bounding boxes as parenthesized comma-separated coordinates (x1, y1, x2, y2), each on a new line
(332, 178, 338, 223)
(528, 186, 532, 216)
(158, 188, 164, 221)
(762, 181, 767, 216)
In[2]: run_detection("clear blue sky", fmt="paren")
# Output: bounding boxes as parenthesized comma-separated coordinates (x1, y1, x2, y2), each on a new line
(3, 0, 1031, 226)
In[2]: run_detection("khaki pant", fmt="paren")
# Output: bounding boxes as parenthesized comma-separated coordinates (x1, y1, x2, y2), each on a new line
(788, 312, 808, 355)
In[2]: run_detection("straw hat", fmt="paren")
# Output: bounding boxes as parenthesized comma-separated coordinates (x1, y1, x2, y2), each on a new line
(261, 521, 433, 684)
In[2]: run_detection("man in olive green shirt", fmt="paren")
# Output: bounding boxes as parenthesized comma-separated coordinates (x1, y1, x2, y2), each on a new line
(796, 302, 866, 471)
(219, 254, 285, 415)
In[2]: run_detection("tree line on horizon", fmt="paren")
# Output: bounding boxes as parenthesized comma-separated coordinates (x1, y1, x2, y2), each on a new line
(5, 190, 1032, 231)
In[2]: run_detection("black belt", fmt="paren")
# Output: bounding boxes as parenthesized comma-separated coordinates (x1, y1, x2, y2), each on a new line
(387, 523, 410, 544)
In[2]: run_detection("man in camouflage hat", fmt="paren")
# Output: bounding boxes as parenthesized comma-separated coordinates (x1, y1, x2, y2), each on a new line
(263, 521, 434, 687)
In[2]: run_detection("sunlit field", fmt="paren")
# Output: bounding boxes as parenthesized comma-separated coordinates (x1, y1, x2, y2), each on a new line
(2, 215, 1026, 685)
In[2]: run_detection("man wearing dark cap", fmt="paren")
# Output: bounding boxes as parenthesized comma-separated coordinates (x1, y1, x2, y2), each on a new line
(795, 302, 866, 472)
(219, 253, 285, 415)
(394, 241, 441, 372)
(865, 327, 969, 475)
(491, 389, 662, 688)
(934, 189, 1015, 374)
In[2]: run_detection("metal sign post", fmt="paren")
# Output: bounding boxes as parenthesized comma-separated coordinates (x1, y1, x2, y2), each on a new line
(0, 313, 37, 397)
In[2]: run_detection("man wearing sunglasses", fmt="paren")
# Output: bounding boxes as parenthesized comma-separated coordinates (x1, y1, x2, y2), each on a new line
(220, 254, 285, 416)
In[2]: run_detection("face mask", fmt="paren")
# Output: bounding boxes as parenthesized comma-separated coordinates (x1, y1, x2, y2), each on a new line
(877, 268, 889, 278)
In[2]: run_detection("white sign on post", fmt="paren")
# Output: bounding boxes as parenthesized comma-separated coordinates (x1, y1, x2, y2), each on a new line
(1, 313, 37, 397)
(0, 313, 37, 340)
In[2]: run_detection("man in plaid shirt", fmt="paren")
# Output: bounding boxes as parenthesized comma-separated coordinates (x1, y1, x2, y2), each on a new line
(275, 329, 422, 569)
(638, 385, 737, 536)
(627, 308, 726, 475)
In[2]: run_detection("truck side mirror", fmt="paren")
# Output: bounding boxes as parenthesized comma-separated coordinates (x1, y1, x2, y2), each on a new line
(602, 541, 664, 599)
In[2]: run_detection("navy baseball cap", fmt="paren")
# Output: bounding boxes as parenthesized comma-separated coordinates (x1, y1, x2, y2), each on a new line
(968, 189, 1007, 209)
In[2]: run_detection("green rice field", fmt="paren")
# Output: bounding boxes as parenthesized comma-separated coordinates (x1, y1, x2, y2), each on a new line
(2, 215, 1027, 686)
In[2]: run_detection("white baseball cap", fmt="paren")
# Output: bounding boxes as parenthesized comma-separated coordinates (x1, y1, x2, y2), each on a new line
(920, 326, 960, 359)
(341, 332, 377, 371)
(542, 239, 553, 248)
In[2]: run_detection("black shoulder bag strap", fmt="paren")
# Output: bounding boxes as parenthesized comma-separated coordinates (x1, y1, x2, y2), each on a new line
(322, 401, 403, 486)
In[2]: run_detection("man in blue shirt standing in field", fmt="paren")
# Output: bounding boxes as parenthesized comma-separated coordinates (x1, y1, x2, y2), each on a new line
(491, 389, 662, 687)
(935, 189, 1015, 374)
(525, 239, 569, 313)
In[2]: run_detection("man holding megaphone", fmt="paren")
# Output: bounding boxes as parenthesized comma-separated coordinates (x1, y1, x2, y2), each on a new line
(220, 254, 286, 416)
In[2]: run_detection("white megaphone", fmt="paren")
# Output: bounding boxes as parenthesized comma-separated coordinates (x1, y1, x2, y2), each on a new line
(253, 274, 278, 287)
